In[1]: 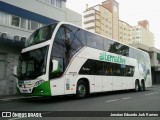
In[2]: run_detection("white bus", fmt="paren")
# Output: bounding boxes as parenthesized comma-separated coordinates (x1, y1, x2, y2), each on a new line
(14, 22, 152, 98)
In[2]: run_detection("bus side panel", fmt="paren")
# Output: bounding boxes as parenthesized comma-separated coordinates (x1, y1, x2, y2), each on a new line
(145, 64, 152, 87)
(145, 54, 152, 87)
(102, 76, 112, 91)
(94, 76, 103, 92)
(112, 76, 122, 90)
(65, 75, 77, 95)
(50, 77, 65, 96)
(121, 77, 134, 90)
(65, 57, 87, 95)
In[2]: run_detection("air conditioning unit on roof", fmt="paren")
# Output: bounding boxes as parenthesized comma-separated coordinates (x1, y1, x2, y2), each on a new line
(1, 32, 8, 39)
(21, 37, 26, 43)
(14, 35, 20, 41)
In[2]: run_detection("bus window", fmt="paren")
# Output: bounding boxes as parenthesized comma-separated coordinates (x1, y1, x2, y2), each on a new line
(104, 39, 113, 52)
(112, 64, 121, 76)
(86, 32, 104, 50)
(119, 45, 129, 56)
(26, 24, 57, 47)
(129, 48, 135, 58)
(50, 57, 64, 79)
(94, 61, 104, 75)
(79, 59, 94, 75)
(108, 42, 120, 54)
(104, 62, 113, 75)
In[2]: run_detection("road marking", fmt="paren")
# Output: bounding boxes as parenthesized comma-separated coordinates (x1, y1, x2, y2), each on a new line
(122, 97, 131, 100)
(57, 108, 64, 111)
(106, 99, 119, 103)
(145, 92, 159, 96)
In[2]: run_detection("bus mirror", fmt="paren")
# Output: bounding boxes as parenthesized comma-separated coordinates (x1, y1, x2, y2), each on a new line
(13, 66, 17, 77)
(52, 60, 59, 73)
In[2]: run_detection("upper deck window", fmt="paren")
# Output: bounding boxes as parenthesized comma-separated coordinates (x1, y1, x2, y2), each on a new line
(26, 23, 57, 47)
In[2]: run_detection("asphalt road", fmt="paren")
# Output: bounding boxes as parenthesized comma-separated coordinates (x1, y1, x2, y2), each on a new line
(0, 85, 160, 120)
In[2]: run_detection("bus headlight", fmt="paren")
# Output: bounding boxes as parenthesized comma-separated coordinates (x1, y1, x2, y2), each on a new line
(34, 80, 45, 87)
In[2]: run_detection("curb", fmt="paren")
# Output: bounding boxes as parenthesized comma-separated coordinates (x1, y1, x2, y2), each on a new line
(0, 96, 42, 102)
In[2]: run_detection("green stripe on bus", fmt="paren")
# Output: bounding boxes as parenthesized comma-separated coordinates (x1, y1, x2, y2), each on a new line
(33, 81, 51, 96)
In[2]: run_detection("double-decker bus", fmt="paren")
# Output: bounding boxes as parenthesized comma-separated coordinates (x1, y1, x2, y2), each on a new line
(14, 22, 152, 98)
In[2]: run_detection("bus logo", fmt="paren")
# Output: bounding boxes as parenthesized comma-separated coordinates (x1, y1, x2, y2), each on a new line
(99, 52, 126, 65)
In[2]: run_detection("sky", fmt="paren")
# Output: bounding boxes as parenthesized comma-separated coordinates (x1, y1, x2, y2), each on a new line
(66, 0, 160, 49)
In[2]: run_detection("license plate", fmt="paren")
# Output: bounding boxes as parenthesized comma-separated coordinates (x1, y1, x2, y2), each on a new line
(22, 90, 28, 93)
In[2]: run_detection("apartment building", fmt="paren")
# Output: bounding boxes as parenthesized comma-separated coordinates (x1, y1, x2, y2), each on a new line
(84, 4, 113, 38)
(83, 0, 154, 49)
(131, 20, 154, 47)
(102, 0, 119, 40)
(84, 0, 129, 43)
(119, 20, 132, 45)
(84, 0, 120, 40)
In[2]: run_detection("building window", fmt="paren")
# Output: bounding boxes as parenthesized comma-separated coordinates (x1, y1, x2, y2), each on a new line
(0, 11, 9, 25)
(20, 18, 27, 29)
(11, 15, 28, 29)
(51, 0, 55, 5)
(0, 54, 6, 80)
(28, 20, 45, 31)
(45, 0, 51, 4)
(30, 21, 39, 30)
(157, 53, 160, 64)
(56, 0, 62, 8)
(44, 0, 62, 8)
(11, 15, 20, 27)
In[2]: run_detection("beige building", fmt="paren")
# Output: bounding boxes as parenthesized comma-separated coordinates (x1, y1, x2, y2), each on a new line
(83, 0, 130, 44)
(131, 20, 154, 47)
(102, 0, 119, 40)
(83, 4, 113, 38)
(83, 1, 154, 48)
(83, 0, 119, 40)
(119, 20, 132, 44)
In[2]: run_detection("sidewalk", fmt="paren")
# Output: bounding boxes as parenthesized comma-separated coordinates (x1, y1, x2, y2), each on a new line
(0, 95, 41, 102)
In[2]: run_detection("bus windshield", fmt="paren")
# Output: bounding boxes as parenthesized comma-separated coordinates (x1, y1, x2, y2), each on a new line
(26, 23, 57, 47)
(17, 46, 48, 80)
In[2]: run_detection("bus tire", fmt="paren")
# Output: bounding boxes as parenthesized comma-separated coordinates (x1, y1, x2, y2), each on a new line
(135, 80, 140, 92)
(76, 81, 87, 99)
(141, 80, 145, 91)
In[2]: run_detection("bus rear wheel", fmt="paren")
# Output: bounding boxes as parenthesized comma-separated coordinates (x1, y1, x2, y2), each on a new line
(135, 80, 140, 92)
(76, 81, 87, 99)
(141, 81, 145, 91)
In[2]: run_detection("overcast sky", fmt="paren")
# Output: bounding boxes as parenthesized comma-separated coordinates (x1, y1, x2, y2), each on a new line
(66, 0, 160, 49)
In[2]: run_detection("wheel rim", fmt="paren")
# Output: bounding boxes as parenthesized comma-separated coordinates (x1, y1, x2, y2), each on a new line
(78, 84, 86, 97)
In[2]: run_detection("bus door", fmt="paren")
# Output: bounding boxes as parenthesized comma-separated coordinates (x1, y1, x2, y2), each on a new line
(49, 58, 65, 96)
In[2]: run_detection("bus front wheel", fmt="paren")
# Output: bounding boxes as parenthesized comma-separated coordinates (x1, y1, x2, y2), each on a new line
(76, 81, 87, 99)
